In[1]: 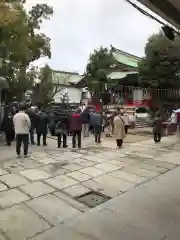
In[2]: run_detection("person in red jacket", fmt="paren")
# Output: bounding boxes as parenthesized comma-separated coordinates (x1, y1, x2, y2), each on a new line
(69, 108, 82, 148)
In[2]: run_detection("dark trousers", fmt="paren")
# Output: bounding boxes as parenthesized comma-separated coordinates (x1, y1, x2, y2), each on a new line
(94, 125, 102, 143)
(37, 133, 47, 146)
(154, 133, 161, 143)
(29, 128, 35, 144)
(125, 126, 129, 134)
(5, 132, 14, 146)
(57, 134, 67, 148)
(72, 130, 81, 148)
(116, 139, 123, 148)
(16, 134, 29, 156)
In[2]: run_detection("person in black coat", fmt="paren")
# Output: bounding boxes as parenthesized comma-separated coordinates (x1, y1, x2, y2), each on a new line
(26, 107, 36, 144)
(1, 111, 14, 146)
(35, 108, 49, 146)
(55, 115, 69, 148)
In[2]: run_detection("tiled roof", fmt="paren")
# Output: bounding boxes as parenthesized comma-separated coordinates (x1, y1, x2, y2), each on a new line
(111, 46, 141, 68)
(52, 70, 83, 85)
(107, 71, 138, 79)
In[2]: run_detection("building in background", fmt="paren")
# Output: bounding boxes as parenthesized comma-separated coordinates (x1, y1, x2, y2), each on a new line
(52, 70, 89, 105)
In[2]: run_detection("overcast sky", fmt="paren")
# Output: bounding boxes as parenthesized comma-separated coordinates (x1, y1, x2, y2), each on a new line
(26, 0, 161, 73)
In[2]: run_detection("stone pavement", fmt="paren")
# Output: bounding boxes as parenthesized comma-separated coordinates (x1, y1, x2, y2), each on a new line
(0, 135, 179, 239)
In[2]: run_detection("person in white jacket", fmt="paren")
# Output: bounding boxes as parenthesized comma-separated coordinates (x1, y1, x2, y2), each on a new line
(13, 103, 31, 158)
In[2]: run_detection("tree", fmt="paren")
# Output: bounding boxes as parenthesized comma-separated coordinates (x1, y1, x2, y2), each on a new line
(0, 1, 53, 101)
(31, 65, 53, 106)
(138, 32, 180, 88)
(85, 46, 114, 96)
(0, 0, 21, 26)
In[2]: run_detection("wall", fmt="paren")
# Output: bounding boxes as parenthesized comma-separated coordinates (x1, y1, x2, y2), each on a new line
(53, 86, 82, 104)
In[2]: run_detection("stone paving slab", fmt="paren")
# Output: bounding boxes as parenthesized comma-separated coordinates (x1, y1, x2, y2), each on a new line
(0, 169, 8, 176)
(109, 170, 147, 184)
(0, 174, 29, 188)
(0, 183, 8, 192)
(82, 179, 123, 198)
(45, 175, 78, 190)
(20, 169, 51, 181)
(62, 163, 84, 171)
(0, 204, 50, 240)
(66, 171, 92, 182)
(63, 184, 91, 197)
(30, 224, 91, 240)
(35, 157, 57, 165)
(136, 163, 169, 174)
(123, 166, 159, 178)
(94, 163, 121, 172)
(0, 136, 180, 239)
(39, 164, 69, 176)
(0, 189, 30, 208)
(93, 175, 136, 192)
(79, 167, 107, 177)
(27, 194, 79, 225)
(20, 181, 55, 198)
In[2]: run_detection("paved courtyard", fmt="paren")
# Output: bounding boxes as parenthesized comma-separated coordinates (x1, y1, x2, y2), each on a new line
(0, 134, 180, 239)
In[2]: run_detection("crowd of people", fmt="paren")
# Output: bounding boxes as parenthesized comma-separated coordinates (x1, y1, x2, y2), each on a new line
(0, 101, 166, 158)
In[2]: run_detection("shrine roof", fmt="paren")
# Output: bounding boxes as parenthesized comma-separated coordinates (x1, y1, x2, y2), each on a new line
(52, 70, 83, 85)
(107, 71, 138, 80)
(111, 45, 141, 68)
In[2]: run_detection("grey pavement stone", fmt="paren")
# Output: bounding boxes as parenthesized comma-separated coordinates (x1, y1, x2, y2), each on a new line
(20, 169, 51, 181)
(108, 160, 128, 168)
(109, 170, 147, 184)
(45, 175, 78, 190)
(72, 159, 96, 167)
(27, 194, 79, 225)
(63, 163, 83, 171)
(66, 171, 92, 182)
(123, 166, 159, 178)
(54, 191, 89, 212)
(155, 152, 180, 165)
(83, 155, 105, 163)
(0, 174, 29, 188)
(0, 183, 8, 192)
(82, 179, 123, 198)
(39, 164, 69, 176)
(137, 163, 168, 174)
(80, 167, 106, 177)
(30, 224, 91, 240)
(63, 184, 91, 197)
(0, 204, 50, 240)
(143, 159, 176, 170)
(20, 181, 55, 198)
(95, 163, 121, 173)
(35, 157, 57, 165)
(0, 169, 8, 176)
(94, 175, 136, 192)
(67, 208, 165, 240)
(0, 233, 7, 240)
(31, 152, 49, 158)
(0, 189, 30, 208)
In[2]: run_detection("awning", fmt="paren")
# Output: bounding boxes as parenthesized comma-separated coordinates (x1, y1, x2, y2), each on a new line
(136, 0, 180, 29)
(107, 71, 138, 80)
(0, 77, 9, 89)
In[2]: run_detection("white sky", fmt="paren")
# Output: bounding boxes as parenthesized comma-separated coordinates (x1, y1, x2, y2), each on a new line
(25, 0, 161, 73)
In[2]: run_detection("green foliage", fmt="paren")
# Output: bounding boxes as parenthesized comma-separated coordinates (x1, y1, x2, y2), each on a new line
(85, 46, 114, 94)
(37, 65, 53, 105)
(138, 32, 180, 88)
(0, 0, 53, 101)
